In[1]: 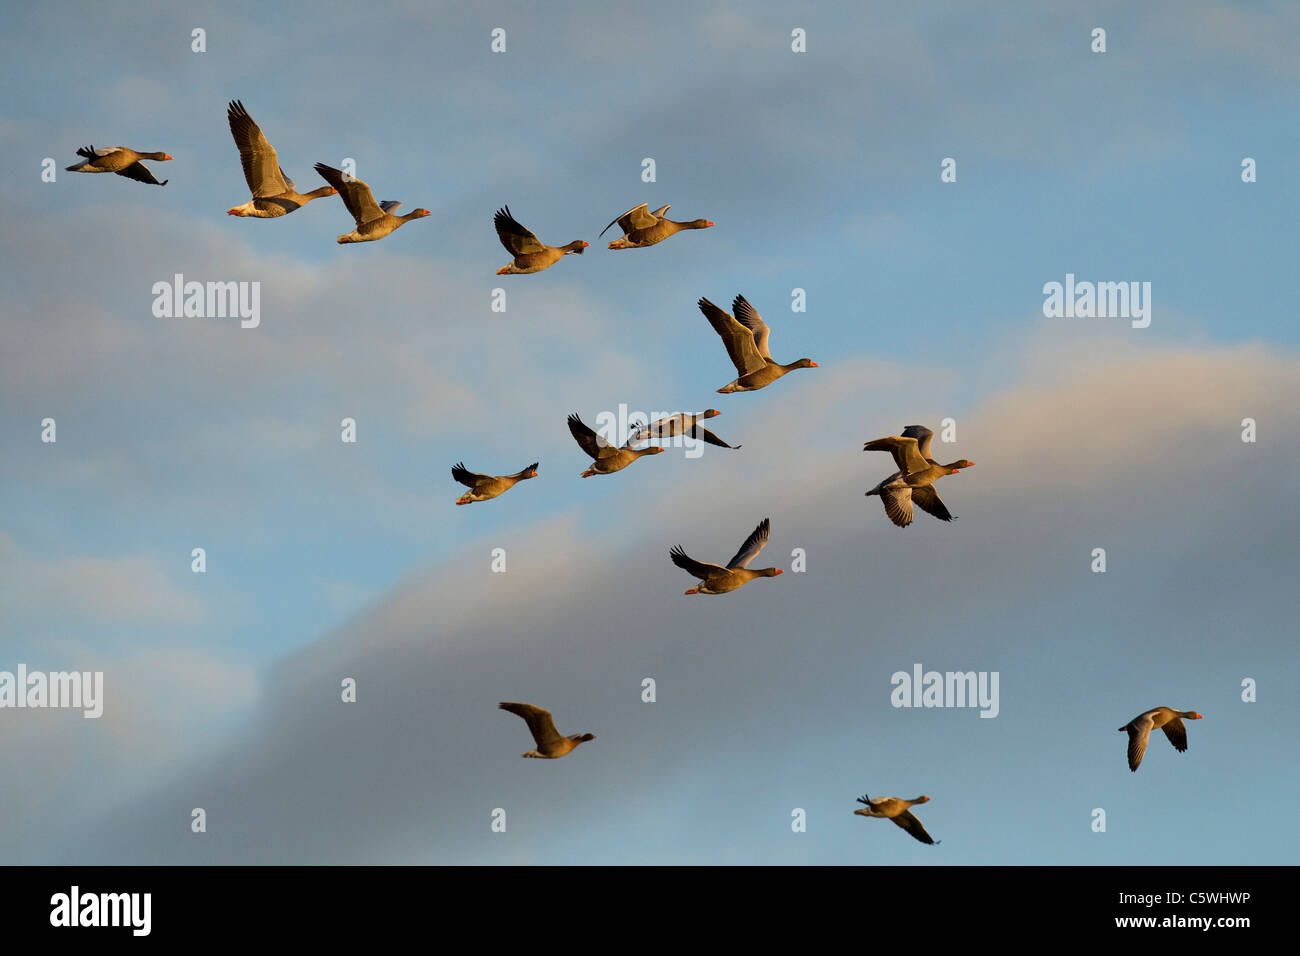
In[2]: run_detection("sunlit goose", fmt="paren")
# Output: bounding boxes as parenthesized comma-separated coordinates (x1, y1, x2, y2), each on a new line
(495, 206, 587, 274)
(625, 410, 740, 449)
(567, 413, 664, 476)
(863, 425, 974, 527)
(670, 517, 783, 595)
(313, 162, 430, 243)
(452, 461, 538, 505)
(854, 794, 939, 845)
(499, 702, 595, 759)
(599, 203, 713, 249)
(698, 295, 817, 393)
(225, 101, 336, 217)
(65, 146, 172, 185)
(1119, 707, 1204, 772)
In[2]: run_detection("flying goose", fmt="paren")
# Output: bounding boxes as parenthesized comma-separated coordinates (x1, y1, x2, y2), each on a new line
(226, 101, 336, 217)
(65, 146, 172, 185)
(698, 295, 817, 393)
(625, 410, 740, 450)
(499, 702, 595, 759)
(567, 413, 664, 477)
(670, 517, 783, 595)
(599, 203, 714, 249)
(1119, 707, 1204, 772)
(495, 206, 587, 274)
(863, 425, 974, 527)
(854, 794, 939, 845)
(313, 162, 430, 243)
(452, 461, 539, 505)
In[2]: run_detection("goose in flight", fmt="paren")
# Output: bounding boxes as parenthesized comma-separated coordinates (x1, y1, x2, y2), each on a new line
(864, 425, 974, 527)
(66, 145, 172, 185)
(452, 461, 539, 505)
(1118, 707, 1204, 772)
(495, 206, 588, 274)
(854, 794, 939, 845)
(625, 410, 740, 450)
(567, 413, 664, 477)
(599, 203, 713, 249)
(313, 162, 430, 243)
(698, 296, 817, 393)
(670, 517, 783, 595)
(499, 702, 595, 759)
(225, 101, 336, 217)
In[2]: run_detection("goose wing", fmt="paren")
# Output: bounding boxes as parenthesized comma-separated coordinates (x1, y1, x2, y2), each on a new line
(892, 810, 938, 845)
(599, 202, 659, 237)
(314, 163, 385, 224)
(901, 424, 935, 460)
(451, 462, 490, 488)
(670, 546, 724, 580)
(731, 295, 773, 361)
(726, 518, 770, 569)
(499, 702, 563, 749)
(495, 205, 546, 255)
(227, 100, 289, 197)
(698, 298, 766, 376)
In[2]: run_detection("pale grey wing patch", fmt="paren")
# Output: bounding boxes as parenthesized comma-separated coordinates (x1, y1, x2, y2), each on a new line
(1127, 722, 1151, 771)
(726, 518, 771, 569)
(649, 204, 671, 218)
(600, 202, 654, 237)
(379, 200, 401, 214)
(880, 486, 914, 527)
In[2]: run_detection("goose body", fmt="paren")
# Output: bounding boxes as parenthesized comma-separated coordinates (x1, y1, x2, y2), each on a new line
(600, 203, 713, 249)
(863, 425, 974, 527)
(499, 702, 595, 759)
(854, 794, 939, 845)
(452, 461, 538, 505)
(226, 101, 336, 218)
(495, 206, 587, 274)
(698, 296, 817, 393)
(625, 410, 740, 450)
(1119, 707, 1204, 772)
(671, 517, 783, 595)
(314, 163, 430, 243)
(65, 146, 172, 185)
(567, 413, 664, 476)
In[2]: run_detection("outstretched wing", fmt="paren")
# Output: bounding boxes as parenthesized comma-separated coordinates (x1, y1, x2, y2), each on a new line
(567, 413, 611, 459)
(863, 436, 929, 477)
(315, 163, 385, 224)
(670, 546, 724, 580)
(910, 485, 953, 521)
(451, 462, 490, 487)
(599, 202, 660, 237)
(878, 486, 914, 527)
(731, 295, 773, 361)
(726, 518, 770, 569)
(499, 702, 563, 749)
(495, 205, 545, 255)
(892, 810, 938, 845)
(1126, 716, 1153, 771)
(901, 424, 935, 460)
(116, 161, 167, 186)
(698, 298, 767, 376)
(1161, 717, 1189, 753)
(227, 100, 288, 197)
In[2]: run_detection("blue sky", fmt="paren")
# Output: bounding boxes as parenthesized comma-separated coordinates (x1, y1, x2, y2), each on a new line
(1, 0, 1297, 864)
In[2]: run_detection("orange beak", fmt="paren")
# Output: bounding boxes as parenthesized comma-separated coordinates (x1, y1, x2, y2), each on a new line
(773, 569, 784, 575)
(163, 154, 174, 161)
(705, 221, 715, 227)
(809, 362, 820, 367)
(581, 241, 590, 248)
(684, 587, 700, 595)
